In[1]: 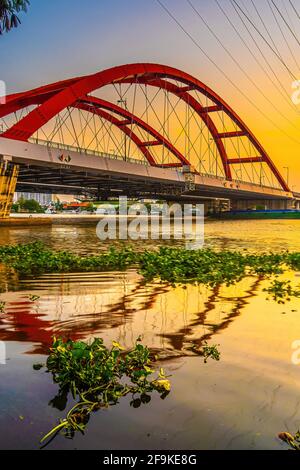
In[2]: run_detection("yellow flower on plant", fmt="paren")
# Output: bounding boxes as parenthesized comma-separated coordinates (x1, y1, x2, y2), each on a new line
(153, 378, 171, 392)
(112, 341, 125, 350)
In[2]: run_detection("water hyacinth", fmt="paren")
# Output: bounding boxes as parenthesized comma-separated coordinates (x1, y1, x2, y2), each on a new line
(0, 242, 295, 288)
(36, 337, 171, 446)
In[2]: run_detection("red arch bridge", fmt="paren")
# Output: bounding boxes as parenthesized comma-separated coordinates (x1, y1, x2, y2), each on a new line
(0, 63, 296, 211)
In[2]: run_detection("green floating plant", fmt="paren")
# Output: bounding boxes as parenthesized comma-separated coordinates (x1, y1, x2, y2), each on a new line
(35, 337, 171, 446)
(28, 294, 40, 302)
(187, 342, 221, 362)
(0, 300, 6, 313)
(202, 342, 221, 363)
(3, 242, 300, 299)
(264, 280, 300, 304)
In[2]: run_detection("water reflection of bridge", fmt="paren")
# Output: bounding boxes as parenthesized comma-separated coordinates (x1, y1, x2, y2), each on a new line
(0, 270, 262, 358)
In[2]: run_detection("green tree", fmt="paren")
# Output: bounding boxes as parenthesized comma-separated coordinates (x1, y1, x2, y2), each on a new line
(86, 202, 96, 213)
(22, 199, 44, 213)
(54, 198, 64, 212)
(18, 195, 26, 209)
(11, 202, 19, 213)
(0, 1, 30, 34)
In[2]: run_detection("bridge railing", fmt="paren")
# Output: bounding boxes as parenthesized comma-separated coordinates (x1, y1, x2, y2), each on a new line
(27, 138, 283, 191)
(28, 138, 150, 166)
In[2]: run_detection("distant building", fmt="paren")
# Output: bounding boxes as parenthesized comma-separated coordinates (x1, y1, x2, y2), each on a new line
(14, 192, 53, 206)
(13, 193, 77, 206)
(52, 194, 77, 204)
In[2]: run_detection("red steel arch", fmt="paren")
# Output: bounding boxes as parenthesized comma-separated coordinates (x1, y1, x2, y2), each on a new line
(0, 63, 289, 191)
(76, 96, 190, 167)
(0, 91, 190, 167)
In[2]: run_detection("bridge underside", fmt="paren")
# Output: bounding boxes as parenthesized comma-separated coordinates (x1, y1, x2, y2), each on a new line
(15, 163, 292, 203)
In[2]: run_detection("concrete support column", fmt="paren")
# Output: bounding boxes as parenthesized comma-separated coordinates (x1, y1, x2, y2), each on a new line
(0, 157, 19, 218)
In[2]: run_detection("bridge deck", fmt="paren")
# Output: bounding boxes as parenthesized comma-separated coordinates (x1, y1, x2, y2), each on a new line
(0, 137, 293, 201)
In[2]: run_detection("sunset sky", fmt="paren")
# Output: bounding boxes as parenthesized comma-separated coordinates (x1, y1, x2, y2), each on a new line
(0, 0, 299, 189)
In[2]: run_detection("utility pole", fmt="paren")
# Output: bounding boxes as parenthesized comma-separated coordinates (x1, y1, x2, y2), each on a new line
(199, 158, 206, 175)
(117, 98, 128, 161)
(283, 166, 290, 187)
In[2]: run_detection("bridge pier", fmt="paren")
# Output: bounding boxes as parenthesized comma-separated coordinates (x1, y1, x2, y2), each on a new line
(230, 198, 294, 211)
(0, 158, 19, 218)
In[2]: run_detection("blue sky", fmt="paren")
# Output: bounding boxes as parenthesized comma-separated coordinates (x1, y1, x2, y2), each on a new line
(0, 0, 238, 92)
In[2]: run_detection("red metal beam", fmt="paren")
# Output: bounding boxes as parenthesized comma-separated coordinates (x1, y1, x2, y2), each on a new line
(75, 103, 157, 166)
(117, 119, 132, 126)
(140, 141, 161, 147)
(120, 76, 232, 180)
(200, 105, 220, 113)
(216, 131, 246, 139)
(178, 85, 195, 93)
(227, 157, 264, 164)
(76, 96, 190, 166)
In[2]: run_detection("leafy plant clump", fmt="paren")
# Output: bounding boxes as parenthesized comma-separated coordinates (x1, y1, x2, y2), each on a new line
(264, 280, 300, 304)
(1, 242, 300, 299)
(36, 337, 171, 445)
(188, 341, 221, 362)
(0, 242, 286, 279)
(202, 342, 221, 363)
(28, 294, 40, 302)
(0, 242, 137, 276)
(0, 300, 5, 313)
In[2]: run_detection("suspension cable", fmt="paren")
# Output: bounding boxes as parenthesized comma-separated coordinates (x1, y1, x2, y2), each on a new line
(186, 0, 300, 133)
(154, 0, 300, 146)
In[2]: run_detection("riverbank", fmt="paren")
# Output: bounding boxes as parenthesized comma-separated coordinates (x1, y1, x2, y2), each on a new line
(0, 214, 142, 227)
(213, 210, 300, 220)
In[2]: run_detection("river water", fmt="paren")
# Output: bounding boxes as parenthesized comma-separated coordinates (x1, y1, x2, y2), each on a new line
(1, 219, 300, 450)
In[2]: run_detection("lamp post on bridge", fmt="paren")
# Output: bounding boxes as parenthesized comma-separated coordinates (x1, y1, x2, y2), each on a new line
(199, 159, 206, 175)
(208, 138, 218, 177)
(235, 168, 242, 183)
(283, 166, 290, 187)
(117, 98, 128, 161)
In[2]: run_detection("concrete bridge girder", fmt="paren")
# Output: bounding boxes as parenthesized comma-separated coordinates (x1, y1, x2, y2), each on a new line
(0, 137, 295, 218)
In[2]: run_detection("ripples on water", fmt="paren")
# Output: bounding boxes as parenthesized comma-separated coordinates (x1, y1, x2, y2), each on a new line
(1, 219, 300, 253)
(1, 219, 300, 450)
